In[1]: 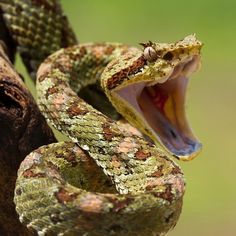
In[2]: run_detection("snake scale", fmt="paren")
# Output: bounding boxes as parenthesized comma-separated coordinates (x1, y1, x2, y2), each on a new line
(0, 1, 203, 235)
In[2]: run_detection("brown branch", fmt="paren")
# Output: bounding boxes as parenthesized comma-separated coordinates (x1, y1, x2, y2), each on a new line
(0, 44, 56, 235)
(0, 1, 78, 234)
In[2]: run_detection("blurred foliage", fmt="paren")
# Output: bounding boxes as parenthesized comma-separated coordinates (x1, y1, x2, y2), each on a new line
(16, 1, 236, 235)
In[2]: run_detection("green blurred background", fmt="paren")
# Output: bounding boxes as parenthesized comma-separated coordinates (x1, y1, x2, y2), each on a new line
(17, 1, 236, 235)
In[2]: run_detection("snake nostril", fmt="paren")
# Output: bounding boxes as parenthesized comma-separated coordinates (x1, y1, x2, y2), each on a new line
(163, 51, 174, 61)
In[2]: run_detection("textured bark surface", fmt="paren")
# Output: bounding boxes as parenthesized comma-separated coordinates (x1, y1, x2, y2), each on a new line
(0, 1, 78, 234)
(0, 44, 56, 235)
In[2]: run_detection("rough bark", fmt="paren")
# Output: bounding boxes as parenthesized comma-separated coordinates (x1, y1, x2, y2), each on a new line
(0, 44, 56, 235)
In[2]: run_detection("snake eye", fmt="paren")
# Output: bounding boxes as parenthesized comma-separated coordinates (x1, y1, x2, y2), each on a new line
(143, 46, 158, 62)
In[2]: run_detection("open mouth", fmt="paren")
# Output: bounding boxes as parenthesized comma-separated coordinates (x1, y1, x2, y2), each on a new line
(115, 55, 202, 160)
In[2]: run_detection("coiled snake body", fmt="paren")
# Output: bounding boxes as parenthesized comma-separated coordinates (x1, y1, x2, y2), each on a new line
(0, 1, 203, 236)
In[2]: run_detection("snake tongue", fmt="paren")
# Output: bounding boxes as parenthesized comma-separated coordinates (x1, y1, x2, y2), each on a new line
(115, 56, 202, 160)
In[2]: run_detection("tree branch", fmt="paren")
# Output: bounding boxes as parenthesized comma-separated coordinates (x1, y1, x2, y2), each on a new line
(0, 43, 56, 235)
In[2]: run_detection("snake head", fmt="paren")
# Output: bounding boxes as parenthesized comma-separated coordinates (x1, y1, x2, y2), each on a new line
(102, 35, 203, 161)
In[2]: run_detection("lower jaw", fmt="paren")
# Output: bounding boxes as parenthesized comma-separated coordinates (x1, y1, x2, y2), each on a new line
(138, 76, 201, 160)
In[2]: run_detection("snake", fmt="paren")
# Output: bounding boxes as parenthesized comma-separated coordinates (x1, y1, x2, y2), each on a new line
(0, 1, 203, 236)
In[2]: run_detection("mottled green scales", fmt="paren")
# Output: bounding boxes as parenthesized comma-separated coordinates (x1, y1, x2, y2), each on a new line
(0, 0, 77, 77)
(0, 1, 203, 236)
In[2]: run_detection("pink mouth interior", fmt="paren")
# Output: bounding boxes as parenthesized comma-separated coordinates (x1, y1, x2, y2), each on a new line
(115, 56, 202, 158)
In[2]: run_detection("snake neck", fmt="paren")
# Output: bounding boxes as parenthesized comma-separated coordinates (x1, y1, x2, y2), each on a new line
(54, 43, 140, 119)
(63, 43, 134, 93)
